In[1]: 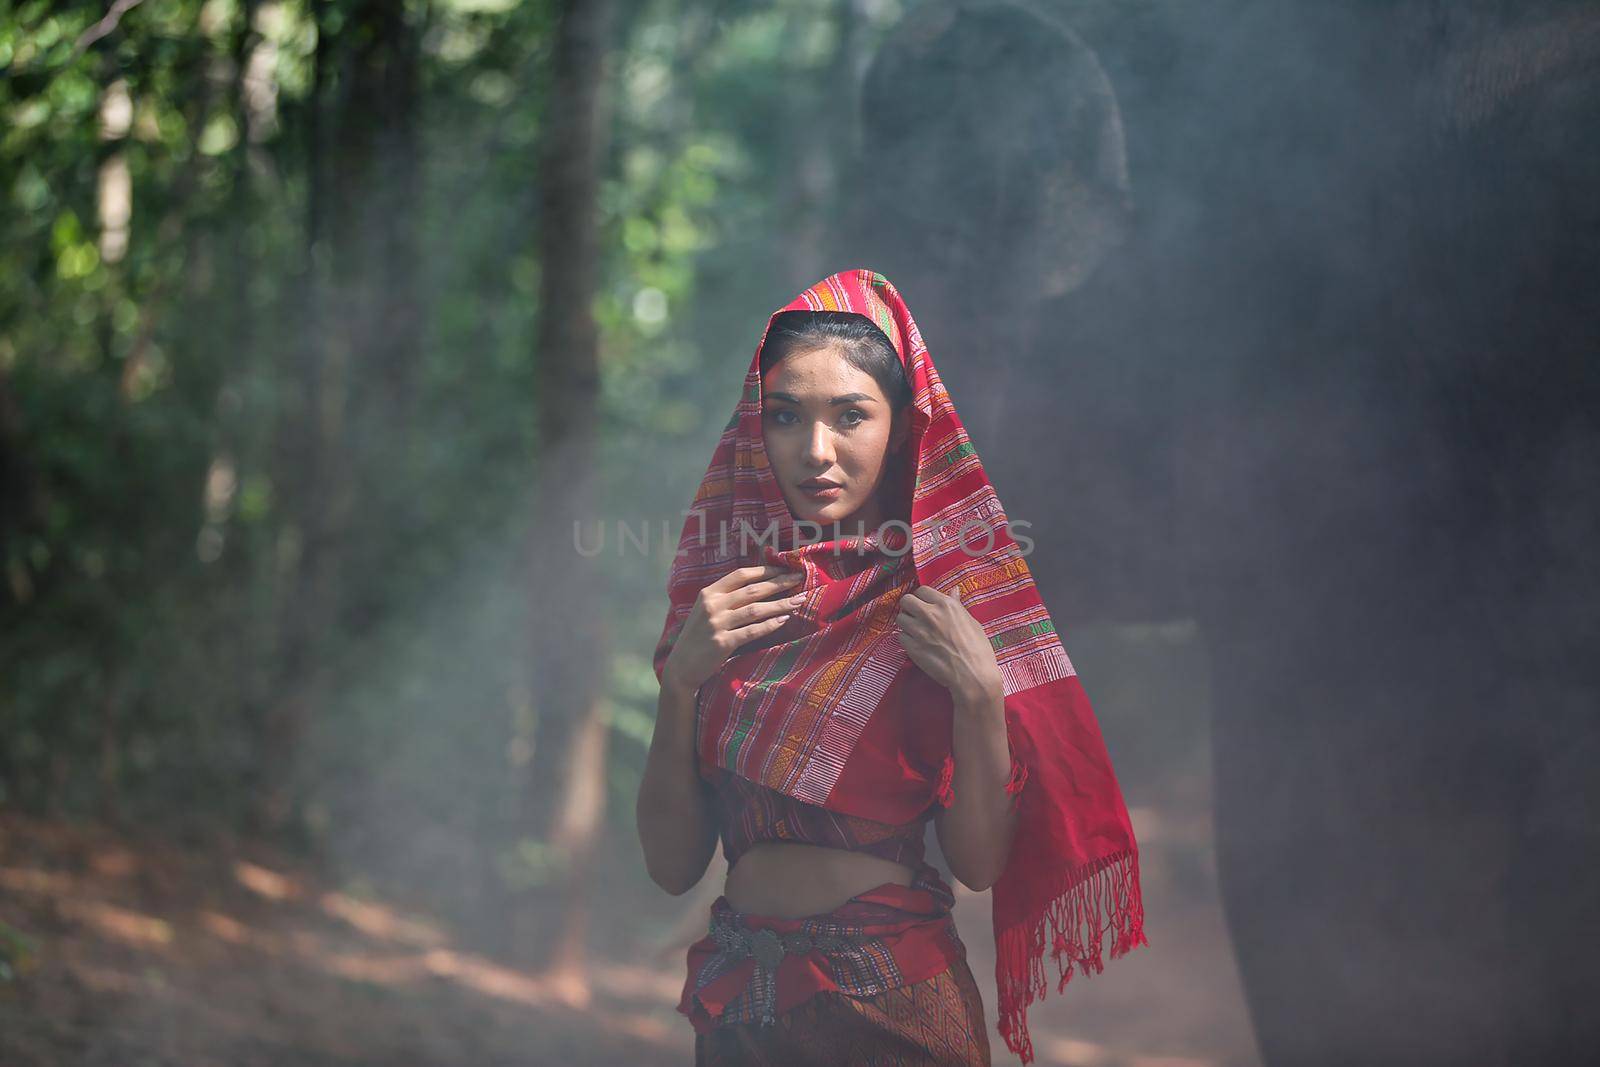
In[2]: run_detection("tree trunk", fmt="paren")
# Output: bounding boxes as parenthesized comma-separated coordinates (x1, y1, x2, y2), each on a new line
(256, 0, 424, 835)
(514, 0, 616, 994)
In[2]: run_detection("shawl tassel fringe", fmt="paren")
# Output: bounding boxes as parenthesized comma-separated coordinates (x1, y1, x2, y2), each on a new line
(935, 752, 958, 808)
(995, 847, 1149, 1064)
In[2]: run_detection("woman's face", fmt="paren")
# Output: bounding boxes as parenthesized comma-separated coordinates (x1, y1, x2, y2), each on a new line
(761, 343, 908, 537)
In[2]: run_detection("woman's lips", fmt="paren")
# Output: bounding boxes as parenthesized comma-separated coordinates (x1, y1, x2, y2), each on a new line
(801, 483, 843, 500)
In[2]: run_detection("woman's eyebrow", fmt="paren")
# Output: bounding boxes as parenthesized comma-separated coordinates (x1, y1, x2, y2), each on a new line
(765, 391, 877, 405)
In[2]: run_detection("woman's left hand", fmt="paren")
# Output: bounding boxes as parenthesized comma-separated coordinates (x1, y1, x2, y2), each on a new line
(893, 585, 1004, 708)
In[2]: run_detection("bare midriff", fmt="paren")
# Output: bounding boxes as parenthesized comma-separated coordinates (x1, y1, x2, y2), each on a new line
(723, 841, 917, 918)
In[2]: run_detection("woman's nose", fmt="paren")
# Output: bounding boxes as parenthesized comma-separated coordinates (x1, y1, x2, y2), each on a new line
(804, 423, 834, 463)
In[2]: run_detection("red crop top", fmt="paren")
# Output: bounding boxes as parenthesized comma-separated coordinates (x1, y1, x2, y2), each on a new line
(705, 753, 1029, 871)
(707, 765, 930, 868)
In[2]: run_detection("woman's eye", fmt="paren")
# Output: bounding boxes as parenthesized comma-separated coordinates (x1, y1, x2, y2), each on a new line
(764, 409, 865, 427)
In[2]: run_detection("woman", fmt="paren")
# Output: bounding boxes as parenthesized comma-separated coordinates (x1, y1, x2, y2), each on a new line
(638, 269, 1147, 1065)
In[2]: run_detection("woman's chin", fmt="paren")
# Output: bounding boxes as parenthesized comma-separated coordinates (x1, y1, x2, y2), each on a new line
(797, 510, 889, 541)
(789, 497, 851, 527)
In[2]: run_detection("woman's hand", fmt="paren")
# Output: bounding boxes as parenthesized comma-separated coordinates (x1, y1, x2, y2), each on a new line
(662, 563, 806, 695)
(893, 585, 1004, 709)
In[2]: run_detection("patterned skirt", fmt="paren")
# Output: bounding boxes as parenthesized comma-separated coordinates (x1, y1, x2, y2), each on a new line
(693, 959, 992, 1066)
(679, 862, 991, 1066)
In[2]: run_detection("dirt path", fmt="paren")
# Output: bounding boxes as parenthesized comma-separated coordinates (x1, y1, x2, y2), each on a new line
(0, 813, 690, 1066)
(0, 790, 1259, 1066)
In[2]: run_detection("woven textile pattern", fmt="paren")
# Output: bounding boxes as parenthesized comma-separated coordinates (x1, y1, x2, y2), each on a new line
(655, 269, 1147, 1062)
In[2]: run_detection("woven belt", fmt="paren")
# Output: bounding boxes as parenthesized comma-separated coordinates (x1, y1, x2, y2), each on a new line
(710, 921, 855, 971)
(705, 912, 868, 1025)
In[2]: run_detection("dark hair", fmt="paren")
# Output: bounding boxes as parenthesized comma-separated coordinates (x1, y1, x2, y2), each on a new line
(758, 310, 913, 414)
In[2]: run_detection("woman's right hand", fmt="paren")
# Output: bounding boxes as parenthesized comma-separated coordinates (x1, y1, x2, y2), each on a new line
(662, 563, 807, 695)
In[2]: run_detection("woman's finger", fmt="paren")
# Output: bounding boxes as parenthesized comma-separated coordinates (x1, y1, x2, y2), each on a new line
(726, 569, 804, 608)
(726, 609, 793, 646)
(709, 563, 779, 591)
(728, 590, 805, 628)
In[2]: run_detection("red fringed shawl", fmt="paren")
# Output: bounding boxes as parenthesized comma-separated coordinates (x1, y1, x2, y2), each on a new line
(652, 268, 1148, 1062)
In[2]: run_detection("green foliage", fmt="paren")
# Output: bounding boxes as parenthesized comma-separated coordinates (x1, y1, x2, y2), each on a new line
(0, 0, 910, 943)
(0, 919, 39, 982)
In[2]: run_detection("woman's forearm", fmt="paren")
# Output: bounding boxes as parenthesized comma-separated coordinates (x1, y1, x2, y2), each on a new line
(635, 677, 720, 895)
(935, 684, 1019, 892)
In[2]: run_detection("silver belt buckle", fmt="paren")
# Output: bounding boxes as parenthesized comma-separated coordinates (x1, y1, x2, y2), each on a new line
(748, 927, 786, 971)
(706, 916, 859, 1027)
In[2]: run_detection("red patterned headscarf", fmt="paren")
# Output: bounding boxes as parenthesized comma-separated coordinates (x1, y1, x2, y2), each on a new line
(653, 268, 1148, 1061)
